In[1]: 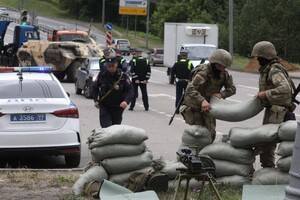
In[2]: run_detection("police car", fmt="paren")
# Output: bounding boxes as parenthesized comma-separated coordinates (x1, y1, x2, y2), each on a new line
(0, 67, 81, 167)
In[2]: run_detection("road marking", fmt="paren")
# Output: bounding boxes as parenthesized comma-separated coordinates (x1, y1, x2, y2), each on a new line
(236, 84, 258, 90)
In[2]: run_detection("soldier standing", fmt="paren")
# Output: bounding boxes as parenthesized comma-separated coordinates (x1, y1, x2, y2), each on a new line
(181, 49, 236, 142)
(251, 41, 295, 168)
(92, 56, 133, 128)
(129, 49, 151, 111)
(171, 49, 194, 114)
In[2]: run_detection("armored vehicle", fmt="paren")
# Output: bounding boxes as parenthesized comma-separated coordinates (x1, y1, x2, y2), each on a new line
(17, 37, 102, 82)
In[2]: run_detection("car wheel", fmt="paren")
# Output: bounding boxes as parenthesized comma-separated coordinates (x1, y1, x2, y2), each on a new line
(152, 59, 156, 66)
(84, 82, 92, 99)
(65, 155, 81, 168)
(75, 80, 82, 94)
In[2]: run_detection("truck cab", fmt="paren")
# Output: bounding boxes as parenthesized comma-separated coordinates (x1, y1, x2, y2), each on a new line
(0, 21, 40, 66)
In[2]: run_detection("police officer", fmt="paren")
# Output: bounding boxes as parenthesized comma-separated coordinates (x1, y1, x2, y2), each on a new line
(172, 49, 194, 114)
(115, 49, 127, 72)
(92, 56, 134, 128)
(99, 47, 111, 71)
(251, 41, 295, 168)
(129, 49, 151, 111)
(181, 49, 236, 142)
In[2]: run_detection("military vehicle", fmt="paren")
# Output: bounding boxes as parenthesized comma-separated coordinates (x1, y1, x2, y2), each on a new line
(17, 35, 103, 82)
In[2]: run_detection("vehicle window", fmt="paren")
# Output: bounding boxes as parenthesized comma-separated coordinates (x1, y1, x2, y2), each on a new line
(150, 49, 154, 54)
(118, 40, 129, 44)
(90, 60, 100, 71)
(157, 49, 164, 54)
(0, 80, 65, 99)
(186, 46, 216, 60)
(58, 34, 87, 42)
(25, 31, 39, 40)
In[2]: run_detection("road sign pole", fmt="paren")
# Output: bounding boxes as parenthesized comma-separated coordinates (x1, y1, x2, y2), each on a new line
(106, 31, 112, 46)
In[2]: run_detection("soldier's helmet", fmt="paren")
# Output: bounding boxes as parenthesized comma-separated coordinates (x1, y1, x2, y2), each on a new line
(251, 41, 277, 60)
(209, 49, 232, 67)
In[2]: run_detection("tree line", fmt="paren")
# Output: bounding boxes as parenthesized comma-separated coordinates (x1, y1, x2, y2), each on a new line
(57, 0, 300, 63)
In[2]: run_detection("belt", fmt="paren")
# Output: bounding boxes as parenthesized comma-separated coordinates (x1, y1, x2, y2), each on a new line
(176, 78, 189, 82)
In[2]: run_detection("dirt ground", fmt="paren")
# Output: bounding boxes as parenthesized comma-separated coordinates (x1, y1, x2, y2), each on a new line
(244, 59, 298, 71)
(0, 170, 91, 200)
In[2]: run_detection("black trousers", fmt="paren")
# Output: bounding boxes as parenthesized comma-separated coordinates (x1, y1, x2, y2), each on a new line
(175, 80, 188, 108)
(130, 82, 149, 110)
(99, 104, 124, 128)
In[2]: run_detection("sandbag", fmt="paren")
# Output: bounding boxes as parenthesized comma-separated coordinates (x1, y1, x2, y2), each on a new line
(199, 142, 255, 165)
(278, 120, 297, 141)
(276, 156, 292, 172)
(276, 141, 294, 157)
(160, 161, 186, 180)
(209, 96, 263, 122)
(72, 163, 108, 196)
(91, 143, 147, 162)
(181, 126, 212, 150)
(252, 168, 290, 185)
(88, 125, 148, 149)
(101, 150, 153, 174)
(228, 124, 280, 148)
(108, 166, 154, 186)
(215, 175, 251, 187)
(213, 159, 254, 177)
(184, 125, 212, 138)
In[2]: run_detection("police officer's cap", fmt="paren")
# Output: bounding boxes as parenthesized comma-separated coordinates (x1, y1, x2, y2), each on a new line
(103, 47, 110, 53)
(106, 56, 117, 63)
(180, 49, 189, 54)
(135, 49, 143, 53)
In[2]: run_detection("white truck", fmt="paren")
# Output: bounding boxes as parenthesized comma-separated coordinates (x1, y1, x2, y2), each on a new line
(164, 22, 218, 84)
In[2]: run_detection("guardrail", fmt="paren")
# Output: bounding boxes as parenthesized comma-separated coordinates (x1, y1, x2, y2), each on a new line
(0, 15, 53, 35)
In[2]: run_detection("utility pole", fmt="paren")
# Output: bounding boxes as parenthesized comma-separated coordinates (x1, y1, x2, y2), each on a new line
(146, 0, 150, 50)
(229, 0, 233, 60)
(102, 0, 105, 28)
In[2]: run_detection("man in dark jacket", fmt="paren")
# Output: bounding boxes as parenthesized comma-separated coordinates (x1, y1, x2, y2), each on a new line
(172, 49, 194, 113)
(92, 56, 133, 128)
(129, 49, 151, 111)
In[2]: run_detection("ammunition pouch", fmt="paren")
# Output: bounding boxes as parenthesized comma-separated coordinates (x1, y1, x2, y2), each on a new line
(180, 105, 202, 125)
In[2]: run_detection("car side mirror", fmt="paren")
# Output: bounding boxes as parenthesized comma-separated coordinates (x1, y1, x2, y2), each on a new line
(66, 92, 70, 97)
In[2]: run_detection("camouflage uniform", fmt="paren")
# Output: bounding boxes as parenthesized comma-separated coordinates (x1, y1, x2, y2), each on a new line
(181, 49, 236, 141)
(252, 41, 294, 168)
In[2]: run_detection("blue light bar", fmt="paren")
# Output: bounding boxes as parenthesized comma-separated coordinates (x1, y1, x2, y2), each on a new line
(20, 66, 53, 72)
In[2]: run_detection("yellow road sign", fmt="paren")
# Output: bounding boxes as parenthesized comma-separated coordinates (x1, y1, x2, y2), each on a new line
(119, 7, 147, 16)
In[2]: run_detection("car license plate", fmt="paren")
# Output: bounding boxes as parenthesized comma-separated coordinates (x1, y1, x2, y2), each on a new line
(10, 114, 46, 122)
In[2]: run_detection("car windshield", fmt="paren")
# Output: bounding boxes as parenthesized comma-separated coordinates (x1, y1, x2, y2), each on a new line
(118, 40, 129, 44)
(156, 49, 164, 54)
(185, 46, 216, 60)
(59, 34, 88, 42)
(0, 80, 65, 99)
(90, 60, 100, 71)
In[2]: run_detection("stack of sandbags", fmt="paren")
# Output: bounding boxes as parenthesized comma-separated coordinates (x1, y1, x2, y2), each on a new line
(88, 125, 154, 185)
(250, 121, 297, 185)
(200, 141, 254, 186)
(276, 120, 297, 173)
(73, 125, 154, 196)
(178, 125, 212, 156)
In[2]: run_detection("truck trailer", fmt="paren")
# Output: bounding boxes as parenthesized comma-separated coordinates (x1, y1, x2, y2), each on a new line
(164, 22, 218, 84)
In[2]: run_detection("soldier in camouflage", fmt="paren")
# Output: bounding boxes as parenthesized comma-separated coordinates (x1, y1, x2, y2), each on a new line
(181, 49, 236, 142)
(251, 41, 295, 168)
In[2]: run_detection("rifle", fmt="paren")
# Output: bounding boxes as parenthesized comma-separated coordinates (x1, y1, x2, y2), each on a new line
(169, 93, 185, 125)
(292, 83, 300, 105)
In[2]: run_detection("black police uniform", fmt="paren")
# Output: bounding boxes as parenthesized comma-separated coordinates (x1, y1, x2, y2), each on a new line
(129, 52, 151, 111)
(92, 58, 133, 128)
(172, 56, 194, 110)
